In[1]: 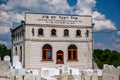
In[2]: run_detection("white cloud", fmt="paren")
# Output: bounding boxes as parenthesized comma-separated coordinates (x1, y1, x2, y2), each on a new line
(75, 0, 96, 15)
(0, 11, 10, 21)
(0, 0, 71, 13)
(0, 0, 117, 33)
(92, 11, 116, 31)
(111, 35, 120, 49)
(75, 0, 117, 31)
(0, 26, 10, 34)
(117, 31, 120, 36)
(94, 41, 117, 51)
(0, 11, 24, 35)
(0, 0, 119, 50)
(94, 42, 106, 49)
(0, 0, 70, 35)
(0, 40, 8, 45)
(9, 12, 24, 21)
(112, 42, 120, 49)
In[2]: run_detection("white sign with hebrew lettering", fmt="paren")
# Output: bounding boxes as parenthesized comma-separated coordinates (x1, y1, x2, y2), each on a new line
(26, 13, 92, 26)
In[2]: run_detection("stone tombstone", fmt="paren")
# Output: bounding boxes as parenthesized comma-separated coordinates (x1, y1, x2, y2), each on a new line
(62, 65, 69, 74)
(4, 55, 10, 62)
(94, 69, 102, 76)
(24, 74, 35, 80)
(61, 73, 68, 80)
(49, 68, 60, 76)
(13, 55, 22, 69)
(41, 77, 57, 80)
(92, 75, 98, 80)
(35, 75, 41, 80)
(19, 69, 25, 75)
(32, 70, 39, 75)
(86, 69, 93, 76)
(13, 55, 19, 62)
(84, 75, 91, 80)
(15, 69, 19, 74)
(103, 65, 119, 80)
(70, 68, 80, 75)
(16, 75, 23, 80)
(41, 70, 49, 77)
(75, 75, 82, 80)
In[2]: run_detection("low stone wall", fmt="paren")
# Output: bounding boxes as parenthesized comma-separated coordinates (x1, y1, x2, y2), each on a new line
(102, 65, 119, 80)
(0, 61, 120, 80)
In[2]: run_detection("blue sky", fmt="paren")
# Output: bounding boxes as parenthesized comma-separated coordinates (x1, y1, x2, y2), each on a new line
(0, 0, 120, 52)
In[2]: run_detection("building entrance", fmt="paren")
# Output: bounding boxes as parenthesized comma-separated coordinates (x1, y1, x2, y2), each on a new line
(56, 50, 64, 64)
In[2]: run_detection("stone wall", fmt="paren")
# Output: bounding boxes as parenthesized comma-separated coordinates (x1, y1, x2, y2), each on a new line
(102, 64, 120, 80)
(0, 62, 120, 80)
(0, 61, 11, 80)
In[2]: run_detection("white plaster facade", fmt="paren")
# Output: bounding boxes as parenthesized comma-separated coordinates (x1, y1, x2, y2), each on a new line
(11, 13, 93, 70)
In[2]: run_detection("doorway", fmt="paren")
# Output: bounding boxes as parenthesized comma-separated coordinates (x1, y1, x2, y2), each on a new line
(56, 50, 64, 64)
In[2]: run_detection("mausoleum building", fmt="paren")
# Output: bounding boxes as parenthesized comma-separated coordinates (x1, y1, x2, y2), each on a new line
(11, 13, 94, 70)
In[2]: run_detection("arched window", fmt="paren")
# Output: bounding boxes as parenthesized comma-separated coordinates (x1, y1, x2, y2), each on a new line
(51, 29, 56, 36)
(42, 44, 52, 61)
(13, 33, 15, 41)
(32, 28, 34, 36)
(15, 47, 17, 55)
(68, 44, 77, 61)
(18, 32, 20, 41)
(20, 46, 22, 62)
(86, 30, 89, 37)
(16, 33, 18, 41)
(76, 30, 81, 37)
(38, 28, 43, 36)
(64, 29, 69, 36)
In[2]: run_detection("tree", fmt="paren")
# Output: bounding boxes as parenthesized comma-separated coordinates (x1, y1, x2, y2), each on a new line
(0, 44, 11, 60)
(93, 49, 120, 69)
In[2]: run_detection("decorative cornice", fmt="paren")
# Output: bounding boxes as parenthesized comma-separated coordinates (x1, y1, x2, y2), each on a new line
(25, 12, 92, 17)
(26, 24, 92, 28)
(13, 41, 24, 45)
(25, 38, 93, 42)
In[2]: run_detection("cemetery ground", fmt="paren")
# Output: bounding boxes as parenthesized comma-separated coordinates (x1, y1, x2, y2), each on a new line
(0, 55, 120, 80)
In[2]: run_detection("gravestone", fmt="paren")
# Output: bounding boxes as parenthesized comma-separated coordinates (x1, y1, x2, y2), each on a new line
(13, 56, 22, 69)
(70, 68, 79, 75)
(35, 75, 41, 80)
(4, 55, 10, 62)
(0, 61, 11, 78)
(49, 68, 59, 76)
(84, 75, 91, 80)
(41, 67, 60, 77)
(15, 75, 23, 80)
(19, 69, 25, 75)
(24, 74, 35, 80)
(103, 65, 119, 80)
(41, 77, 57, 80)
(61, 73, 68, 80)
(62, 65, 69, 74)
(13, 55, 19, 62)
(92, 75, 98, 80)
(93, 69, 102, 76)
(41, 70, 49, 77)
(86, 69, 93, 76)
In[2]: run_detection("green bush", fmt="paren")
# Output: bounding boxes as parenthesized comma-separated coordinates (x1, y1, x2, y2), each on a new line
(93, 49, 120, 69)
(0, 44, 11, 60)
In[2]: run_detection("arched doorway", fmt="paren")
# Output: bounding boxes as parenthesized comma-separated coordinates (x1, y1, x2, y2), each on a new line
(56, 50, 64, 64)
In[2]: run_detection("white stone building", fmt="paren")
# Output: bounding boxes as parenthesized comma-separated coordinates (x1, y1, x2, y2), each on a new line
(11, 13, 94, 70)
